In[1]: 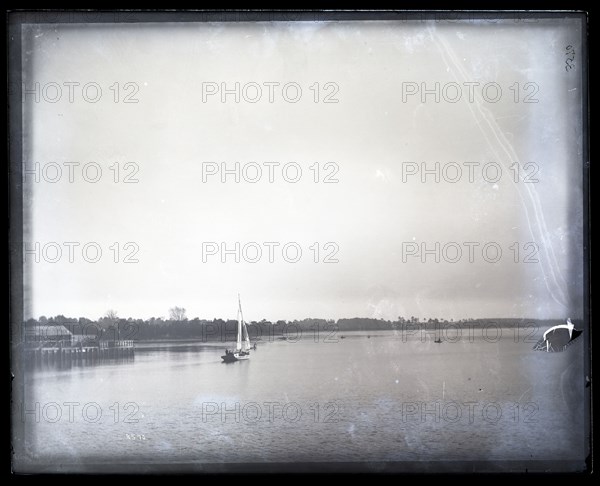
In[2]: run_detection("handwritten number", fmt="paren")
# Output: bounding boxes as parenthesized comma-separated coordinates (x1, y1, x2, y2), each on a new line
(565, 46, 575, 72)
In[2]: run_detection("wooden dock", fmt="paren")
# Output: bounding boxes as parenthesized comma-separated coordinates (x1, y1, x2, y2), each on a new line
(24, 340, 135, 367)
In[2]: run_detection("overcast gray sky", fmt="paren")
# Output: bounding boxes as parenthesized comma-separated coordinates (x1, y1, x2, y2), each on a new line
(22, 19, 584, 322)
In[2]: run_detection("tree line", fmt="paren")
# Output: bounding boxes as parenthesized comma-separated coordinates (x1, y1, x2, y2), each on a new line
(22, 311, 566, 342)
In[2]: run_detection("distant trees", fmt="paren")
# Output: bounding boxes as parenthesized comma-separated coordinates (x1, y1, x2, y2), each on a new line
(103, 309, 120, 339)
(169, 307, 187, 322)
(21, 314, 544, 342)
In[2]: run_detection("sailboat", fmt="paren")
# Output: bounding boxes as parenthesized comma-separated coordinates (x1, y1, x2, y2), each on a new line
(221, 295, 252, 363)
(434, 322, 442, 343)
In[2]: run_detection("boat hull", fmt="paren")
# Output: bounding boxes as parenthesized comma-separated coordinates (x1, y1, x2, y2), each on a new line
(221, 351, 251, 362)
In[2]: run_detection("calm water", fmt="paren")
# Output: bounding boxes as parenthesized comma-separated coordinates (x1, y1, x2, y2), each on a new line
(15, 330, 587, 472)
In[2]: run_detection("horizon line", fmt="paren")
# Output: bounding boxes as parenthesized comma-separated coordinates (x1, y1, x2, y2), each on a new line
(22, 315, 576, 323)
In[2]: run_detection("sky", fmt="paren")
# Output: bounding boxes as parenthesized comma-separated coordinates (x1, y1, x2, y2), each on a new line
(21, 18, 585, 322)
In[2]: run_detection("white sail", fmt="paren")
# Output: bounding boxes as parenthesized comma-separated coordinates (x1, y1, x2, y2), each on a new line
(236, 304, 243, 352)
(243, 320, 251, 351)
(236, 294, 249, 352)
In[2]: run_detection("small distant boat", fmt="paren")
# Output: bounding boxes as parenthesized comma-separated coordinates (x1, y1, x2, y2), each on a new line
(434, 325, 442, 343)
(221, 295, 252, 363)
(533, 318, 583, 352)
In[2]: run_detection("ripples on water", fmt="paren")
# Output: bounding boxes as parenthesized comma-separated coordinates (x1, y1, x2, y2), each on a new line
(16, 330, 586, 471)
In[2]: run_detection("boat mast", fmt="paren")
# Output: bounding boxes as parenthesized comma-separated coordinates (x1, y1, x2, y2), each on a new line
(239, 294, 251, 351)
(236, 294, 243, 351)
